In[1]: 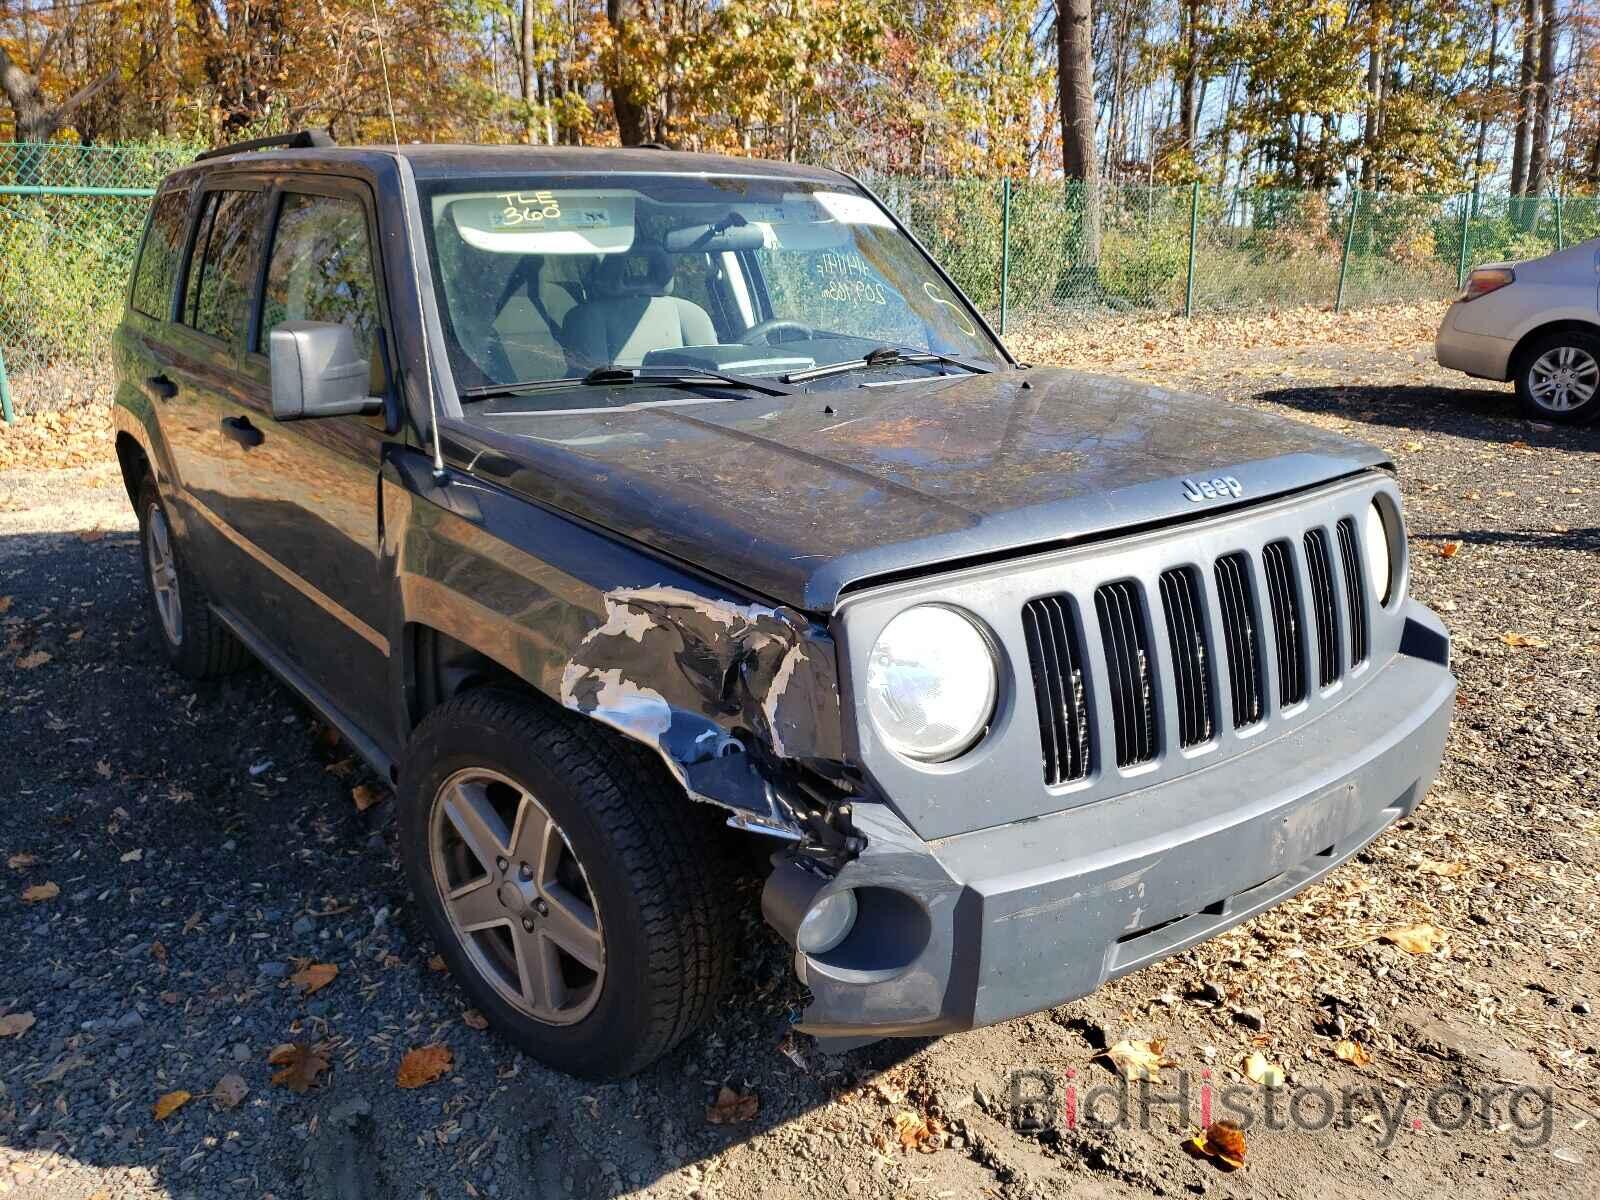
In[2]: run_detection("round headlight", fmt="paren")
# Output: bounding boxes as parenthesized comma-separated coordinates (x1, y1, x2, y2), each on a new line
(796, 888, 857, 955)
(1364, 499, 1393, 605)
(865, 605, 997, 762)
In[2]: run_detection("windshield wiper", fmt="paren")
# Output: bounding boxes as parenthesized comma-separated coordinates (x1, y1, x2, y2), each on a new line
(582, 365, 796, 397)
(460, 366, 795, 403)
(783, 345, 994, 385)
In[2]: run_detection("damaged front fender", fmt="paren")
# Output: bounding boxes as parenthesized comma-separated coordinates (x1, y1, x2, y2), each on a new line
(559, 585, 845, 835)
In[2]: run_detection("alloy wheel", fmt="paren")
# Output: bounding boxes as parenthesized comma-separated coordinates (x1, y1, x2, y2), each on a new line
(428, 767, 605, 1024)
(144, 503, 183, 645)
(1527, 345, 1599, 413)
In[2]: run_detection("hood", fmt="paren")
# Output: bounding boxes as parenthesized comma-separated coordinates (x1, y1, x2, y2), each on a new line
(455, 367, 1388, 611)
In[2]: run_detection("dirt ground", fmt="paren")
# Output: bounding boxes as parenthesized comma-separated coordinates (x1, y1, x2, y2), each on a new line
(1, 302, 1597, 1200)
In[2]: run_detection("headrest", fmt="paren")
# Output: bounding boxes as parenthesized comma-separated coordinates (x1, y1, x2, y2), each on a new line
(591, 244, 673, 297)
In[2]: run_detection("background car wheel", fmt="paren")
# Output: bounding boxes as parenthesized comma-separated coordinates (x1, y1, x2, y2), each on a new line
(1513, 330, 1600, 423)
(397, 689, 734, 1079)
(135, 477, 249, 678)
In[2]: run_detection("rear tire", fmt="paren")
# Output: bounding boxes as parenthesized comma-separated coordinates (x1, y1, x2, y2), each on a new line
(397, 689, 734, 1079)
(135, 477, 249, 678)
(1513, 329, 1600, 423)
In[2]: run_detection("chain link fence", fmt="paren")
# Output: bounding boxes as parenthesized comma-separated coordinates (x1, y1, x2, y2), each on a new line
(4, 141, 1599, 421)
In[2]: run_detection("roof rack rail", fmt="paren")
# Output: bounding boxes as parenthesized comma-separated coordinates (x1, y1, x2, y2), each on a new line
(194, 130, 336, 163)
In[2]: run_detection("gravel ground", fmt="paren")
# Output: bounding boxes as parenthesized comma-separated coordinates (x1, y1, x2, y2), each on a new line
(1, 306, 1597, 1199)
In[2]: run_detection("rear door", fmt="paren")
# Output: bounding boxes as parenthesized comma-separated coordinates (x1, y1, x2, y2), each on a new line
(221, 177, 395, 731)
(160, 183, 270, 594)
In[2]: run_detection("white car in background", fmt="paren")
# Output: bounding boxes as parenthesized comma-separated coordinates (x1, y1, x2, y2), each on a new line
(1435, 238, 1600, 423)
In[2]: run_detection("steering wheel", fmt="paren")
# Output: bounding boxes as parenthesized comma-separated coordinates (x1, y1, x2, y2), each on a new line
(743, 318, 815, 345)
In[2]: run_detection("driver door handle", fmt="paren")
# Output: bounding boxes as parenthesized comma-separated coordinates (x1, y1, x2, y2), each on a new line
(220, 415, 264, 448)
(146, 374, 178, 400)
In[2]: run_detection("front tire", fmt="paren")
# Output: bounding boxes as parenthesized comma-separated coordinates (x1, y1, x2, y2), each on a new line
(136, 478, 249, 678)
(1513, 330, 1600, 423)
(397, 689, 734, 1079)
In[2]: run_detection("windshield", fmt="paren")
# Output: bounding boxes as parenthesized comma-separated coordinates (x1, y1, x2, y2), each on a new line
(418, 174, 1005, 393)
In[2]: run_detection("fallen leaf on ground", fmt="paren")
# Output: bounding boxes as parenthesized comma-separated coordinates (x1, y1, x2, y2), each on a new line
(288, 962, 338, 996)
(427, 954, 448, 972)
(153, 1090, 192, 1120)
(462, 1009, 489, 1031)
(706, 1084, 759, 1124)
(1381, 923, 1447, 955)
(0, 1012, 37, 1037)
(0, 596, 11, 613)
(1438, 541, 1461, 558)
(1418, 860, 1467, 877)
(151, 941, 167, 963)
(212, 1073, 249, 1109)
(119, 848, 142, 863)
(96, 760, 112, 779)
(1334, 1039, 1373, 1067)
(1189, 1120, 1247, 1169)
(892, 1109, 944, 1152)
(15, 650, 50, 670)
(396, 1044, 452, 1089)
(1102, 1038, 1169, 1081)
(351, 784, 382, 812)
(1500, 632, 1549, 649)
(21, 882, 59, 903)
(78, 529, 106, 543)
(1402, 440, 1423, 452)
(7, 852, 37, 869)
(1241, 1051, 1285, 1089)
(268, 1043, 330, 1093)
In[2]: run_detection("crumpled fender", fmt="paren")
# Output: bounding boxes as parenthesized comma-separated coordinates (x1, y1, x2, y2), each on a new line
(559, 585, 843, 834)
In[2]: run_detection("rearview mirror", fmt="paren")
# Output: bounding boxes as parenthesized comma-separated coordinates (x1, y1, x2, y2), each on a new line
(269, 321, 381, 421)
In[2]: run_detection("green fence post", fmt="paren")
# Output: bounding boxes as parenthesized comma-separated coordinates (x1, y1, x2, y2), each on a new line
(1183, 180, 1200, 317)
(998, 178, 1011, 336)
(0, 343, 12, 424)
(1456, 192, 1473, 290)
(1335, 188, 1360, 313)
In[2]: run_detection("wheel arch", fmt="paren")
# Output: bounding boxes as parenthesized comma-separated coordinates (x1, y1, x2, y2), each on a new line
(1507, 318, 1600, 378)
(115, 431, 152, 507)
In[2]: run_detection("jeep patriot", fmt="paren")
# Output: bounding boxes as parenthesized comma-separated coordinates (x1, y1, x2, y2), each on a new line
(111, 133, 1456, 1078)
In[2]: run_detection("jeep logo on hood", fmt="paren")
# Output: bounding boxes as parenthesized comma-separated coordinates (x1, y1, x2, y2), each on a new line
(1182, 475, 1243, 502)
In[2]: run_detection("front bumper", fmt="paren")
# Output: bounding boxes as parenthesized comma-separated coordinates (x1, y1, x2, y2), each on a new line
(1435, 303, 1514, 380)
(793, 601, 1454, 1038)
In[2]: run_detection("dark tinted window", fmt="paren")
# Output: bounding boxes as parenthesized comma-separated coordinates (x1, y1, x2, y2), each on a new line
(258, 193, 379, 357)
(182, 189, 261, 345)
(130, 190, 190, 319)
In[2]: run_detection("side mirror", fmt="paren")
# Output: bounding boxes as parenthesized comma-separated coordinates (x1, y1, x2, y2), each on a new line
(269, 321, 382, 421)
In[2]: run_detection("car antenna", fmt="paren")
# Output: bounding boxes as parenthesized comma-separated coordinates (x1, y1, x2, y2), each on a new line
(369, 0, 447, 481)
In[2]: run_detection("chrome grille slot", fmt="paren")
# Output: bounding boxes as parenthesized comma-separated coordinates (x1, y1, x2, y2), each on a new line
(1303, 528, 1340, 688)
(1213, 552, 1263, 727)
(1261, 540, 1306, 705)
(1336, 518, 1369, 665)
(1021, 596, 1092, 785)
(1094, 581, 1157, 766)
(1159, 567, 1214, 747)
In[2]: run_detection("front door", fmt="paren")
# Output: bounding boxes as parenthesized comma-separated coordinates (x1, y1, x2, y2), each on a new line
(220, 179, 395, 733)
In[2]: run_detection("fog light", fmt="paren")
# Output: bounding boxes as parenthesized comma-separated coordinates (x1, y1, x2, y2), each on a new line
(796, 889, 857, 955)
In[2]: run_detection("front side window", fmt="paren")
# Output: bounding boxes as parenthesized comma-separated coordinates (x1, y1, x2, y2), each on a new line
(130, 189, 190, 319)
(420, 175, 1002, 394)
(182, 189, 262, 345)
(258, 193, 380, 358)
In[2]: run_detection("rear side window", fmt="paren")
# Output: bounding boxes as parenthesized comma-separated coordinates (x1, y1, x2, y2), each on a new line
(130, 190, 190, 319)
(181, 189, 262, 345)
(258, 193, 380, 358)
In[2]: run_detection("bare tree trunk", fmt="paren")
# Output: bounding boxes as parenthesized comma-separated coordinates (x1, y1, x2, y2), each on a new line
(1525, 0, 1556, 195)
(605, 0, 650, 144)
(0, 44, 114, 145)
(519, 0, 537, 143)
(1058, 0, 1099, 266)
(1179, 0, 1199, 153)
(1361, 7, 1385, 188)
(1510, 0, 1536, 195)
(1472, 1, 1501, 191)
